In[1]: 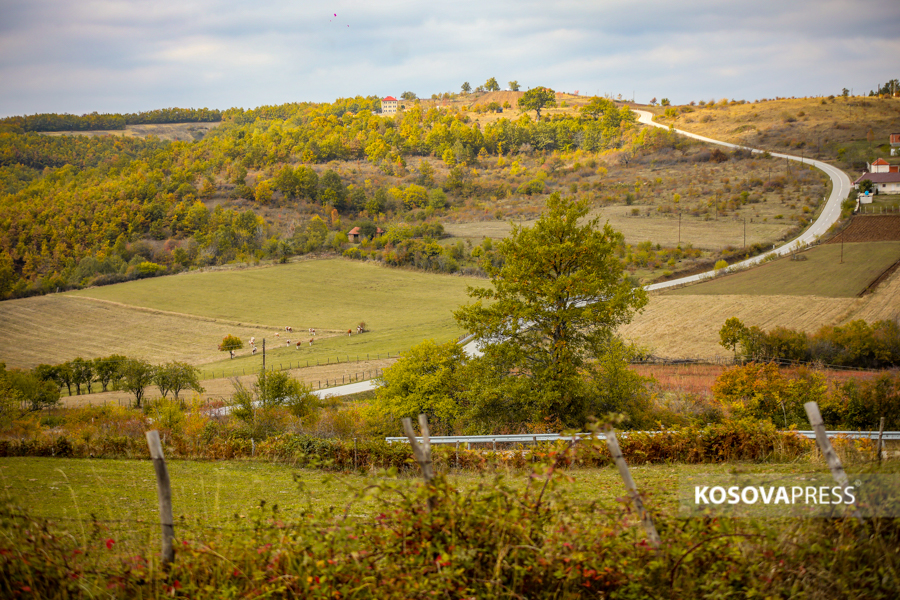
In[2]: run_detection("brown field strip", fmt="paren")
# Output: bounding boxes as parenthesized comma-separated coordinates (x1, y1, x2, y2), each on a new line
(827, 215, 900, 242)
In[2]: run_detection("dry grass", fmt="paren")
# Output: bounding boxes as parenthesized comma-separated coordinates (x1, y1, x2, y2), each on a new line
(622, 261, 900, 358)
(650, 96, 900, 163)
(40, 122, 220, 142)
(621, 294, 858, 358)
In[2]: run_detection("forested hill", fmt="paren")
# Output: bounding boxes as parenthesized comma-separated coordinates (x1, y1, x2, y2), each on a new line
(0, 107, 223, 133)
(0, 94, 644, 299)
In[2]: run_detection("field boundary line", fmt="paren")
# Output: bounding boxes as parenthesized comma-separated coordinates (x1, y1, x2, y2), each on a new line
(59, 295, 285, 331)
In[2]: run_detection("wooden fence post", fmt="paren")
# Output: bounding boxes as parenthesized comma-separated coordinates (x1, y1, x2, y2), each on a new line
(804, 401, 863, 522)
(145, 430, 175, 566)
(402, 414, 434, 493)
(876, 416, 885, 464)
(604, 426, 661, 548)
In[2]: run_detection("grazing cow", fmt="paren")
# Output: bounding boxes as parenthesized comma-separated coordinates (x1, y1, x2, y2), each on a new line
(295, 341, 302, 349)
(249, 337, 255, 346)
(347, 329, 352, 336)
(309, 338, 314, 346)
(275, 332, 280, 337)
(286, 339, 291, 346)
(285, 326, 293, 333)
(356, 325, 363, 334)
(252, 347, 258, 355)
(309, 328, 316, 336)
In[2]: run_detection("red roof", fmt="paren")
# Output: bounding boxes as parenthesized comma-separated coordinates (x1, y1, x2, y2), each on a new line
(383, 96, 397, 101)
(872, 158, 889, 165)
(891, 133, 900, 145)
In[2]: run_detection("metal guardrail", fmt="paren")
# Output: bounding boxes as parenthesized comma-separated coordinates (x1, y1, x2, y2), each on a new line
(387, 431, 900, 445)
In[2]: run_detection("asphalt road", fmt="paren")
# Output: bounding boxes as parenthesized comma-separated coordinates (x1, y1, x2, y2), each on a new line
(632, 109, 852, 291)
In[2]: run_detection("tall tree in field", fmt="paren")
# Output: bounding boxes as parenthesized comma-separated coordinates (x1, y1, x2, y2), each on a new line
(219, 335, 243, 358)
(485, 77, 500, 92)
(154, 361, 204, 401)
(508, 80, 520, 91)
(461, 82, 471, 94)
(517, 87, 556, 119)
(121, 358, 155, 408)
(454, 193, 648, 428)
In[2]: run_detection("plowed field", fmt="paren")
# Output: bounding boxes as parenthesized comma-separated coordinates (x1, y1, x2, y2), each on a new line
(828, 215, 900, 242)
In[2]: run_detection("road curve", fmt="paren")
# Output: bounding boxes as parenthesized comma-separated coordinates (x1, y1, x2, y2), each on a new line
(632, 109, 852, 291)
(314, 111, 853, 399)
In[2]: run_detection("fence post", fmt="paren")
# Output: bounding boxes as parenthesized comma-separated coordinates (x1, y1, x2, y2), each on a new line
(402, 415, 435, 511)
(876, 416, 885, 463)
(804, 401, 863, 522)
(455, 440, 459, 470)
(604, 426, 661, 548)
(145, 430, 175, 566)
(354, 437, 358, 469)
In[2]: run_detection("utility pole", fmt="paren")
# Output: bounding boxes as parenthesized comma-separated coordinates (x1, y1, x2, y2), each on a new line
(744, 217, 747, 248)
(262, 338, 266, 371)
(678, 209, 682, 243)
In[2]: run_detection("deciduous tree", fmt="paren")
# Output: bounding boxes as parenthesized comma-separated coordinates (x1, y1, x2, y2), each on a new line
(517, 87, 556, 120)
(485, 77, 500, 92)
(218, 335, 243, 358)
(121, 358, 155, 408)
(374, 339, 468, 434)
(454, 194, 648, 427)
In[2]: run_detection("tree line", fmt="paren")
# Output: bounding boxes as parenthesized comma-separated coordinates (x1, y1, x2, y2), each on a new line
(0, 356, 203, 418)
(719, 317, 900, 370)
(0, 107, 223, 133)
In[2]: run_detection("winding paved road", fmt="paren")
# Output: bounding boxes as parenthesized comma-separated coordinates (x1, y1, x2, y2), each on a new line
(314, 110, 853, 398)
(632, 110, 852, 291)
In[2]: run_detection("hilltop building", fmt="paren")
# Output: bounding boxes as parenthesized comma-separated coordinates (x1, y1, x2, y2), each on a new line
(854, 158, 900, 199)
(381, 96, 398, 115)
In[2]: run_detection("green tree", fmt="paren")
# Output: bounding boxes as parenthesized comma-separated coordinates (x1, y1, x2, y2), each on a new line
(400, 91, 417, 100)
(454, 194, 648, 427)
(485, 77, 500, 92)
(858, 179, 874, 194)
(509, 80, 520, 92)
(461, 82, 471, 94)
(69, 357, 94, 395)
(517, 87, 556, 120)
(93, 354, 126, 392)
(120, 358, 155, 408)
(231, 370, 319, 433)
(374, 339, 469, 434)
(218, 334, 243, 358)
(154, 361, 204, 401)
(719, 317, 748, 356)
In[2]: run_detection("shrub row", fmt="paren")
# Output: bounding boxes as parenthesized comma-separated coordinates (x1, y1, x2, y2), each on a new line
(0, 420, 821, 468)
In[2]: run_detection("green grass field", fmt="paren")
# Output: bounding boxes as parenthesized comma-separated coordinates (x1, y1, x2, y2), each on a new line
(0, 456, 837, 552)
(668, 241, 900, 297)
(0, 258, 481, 370)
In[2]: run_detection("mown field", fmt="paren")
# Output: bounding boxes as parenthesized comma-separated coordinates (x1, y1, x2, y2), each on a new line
(0, 258, 476, 371)
(668, 241, 900, 297)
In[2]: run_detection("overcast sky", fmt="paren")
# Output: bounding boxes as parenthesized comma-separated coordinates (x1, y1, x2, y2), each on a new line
(1, 0, 898, 118)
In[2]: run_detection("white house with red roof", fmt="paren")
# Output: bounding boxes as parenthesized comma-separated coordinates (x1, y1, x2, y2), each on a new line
(381, 96, 398, 115)
(854, 158, 900, 200)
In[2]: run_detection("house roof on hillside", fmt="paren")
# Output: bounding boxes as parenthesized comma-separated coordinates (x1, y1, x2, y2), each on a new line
(872, 158, 890, 166)
(854, 171, 900, 184)
(348, 226, 384, 235)
(383, 96, 397, 101)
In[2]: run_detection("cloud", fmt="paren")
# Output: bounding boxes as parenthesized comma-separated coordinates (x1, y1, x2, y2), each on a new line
(0, 0, 898, 116)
